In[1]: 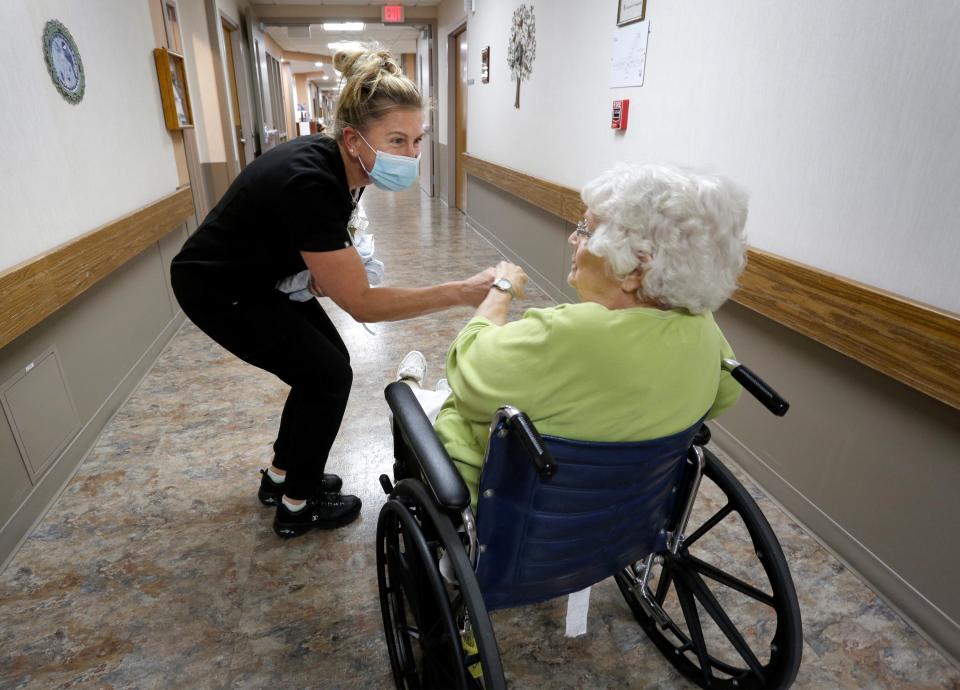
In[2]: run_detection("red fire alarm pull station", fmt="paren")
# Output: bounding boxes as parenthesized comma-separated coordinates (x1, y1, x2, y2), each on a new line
(382, 5, 405, 23)
(611, 99, 629, 130)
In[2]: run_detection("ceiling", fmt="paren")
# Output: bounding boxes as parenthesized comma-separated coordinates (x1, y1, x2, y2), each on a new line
(252, 0, 439, 5)
(253, 1, 436, 79)
(265, 23, 422, 67)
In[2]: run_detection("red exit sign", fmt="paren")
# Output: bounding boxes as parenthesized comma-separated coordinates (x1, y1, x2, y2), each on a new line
(382, 5, 405, 23)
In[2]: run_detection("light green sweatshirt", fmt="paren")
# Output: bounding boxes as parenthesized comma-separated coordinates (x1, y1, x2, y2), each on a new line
(434, 302, 741, 506)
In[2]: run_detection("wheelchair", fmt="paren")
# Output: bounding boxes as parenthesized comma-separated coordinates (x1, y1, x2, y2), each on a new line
(375, 359, 802, 689)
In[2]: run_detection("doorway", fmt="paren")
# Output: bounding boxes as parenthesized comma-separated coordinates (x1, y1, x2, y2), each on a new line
(453, 26, 468, 212)
(221, 18, 249, 169)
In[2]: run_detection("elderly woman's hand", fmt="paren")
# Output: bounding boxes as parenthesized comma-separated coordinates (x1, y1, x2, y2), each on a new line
(495, 261, 528, 299)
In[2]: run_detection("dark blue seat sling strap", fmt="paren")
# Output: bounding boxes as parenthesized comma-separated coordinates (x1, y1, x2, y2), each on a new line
(474, 419, 704, 611)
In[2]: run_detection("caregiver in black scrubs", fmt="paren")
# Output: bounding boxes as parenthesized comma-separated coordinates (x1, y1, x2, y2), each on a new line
(170, 47, 495, 538)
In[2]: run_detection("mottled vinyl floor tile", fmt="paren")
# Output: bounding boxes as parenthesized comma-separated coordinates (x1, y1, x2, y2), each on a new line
(0, 185, 958, 689)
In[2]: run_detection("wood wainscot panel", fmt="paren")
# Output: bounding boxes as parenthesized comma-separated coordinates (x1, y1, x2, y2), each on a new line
(463, 154, 585, 223)
(0, 187, 195, 350)
(735, 249, 960, 410)
(462, 154, 960, 410)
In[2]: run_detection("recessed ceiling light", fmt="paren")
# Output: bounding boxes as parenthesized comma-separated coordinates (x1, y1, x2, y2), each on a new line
(323, 23, 364, 32)
(328, 41, 362, 52)
(314, 61, 324, 67)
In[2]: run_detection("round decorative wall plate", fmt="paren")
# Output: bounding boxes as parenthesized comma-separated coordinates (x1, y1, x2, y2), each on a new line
(43, 20, 85, 104)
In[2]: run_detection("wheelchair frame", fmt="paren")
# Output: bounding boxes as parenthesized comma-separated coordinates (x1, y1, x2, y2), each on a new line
(376, 360, 802, 689)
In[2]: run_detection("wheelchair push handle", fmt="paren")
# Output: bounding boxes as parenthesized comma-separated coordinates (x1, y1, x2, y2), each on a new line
(497, 407, 558, 479)
(723, 358, 790, 416)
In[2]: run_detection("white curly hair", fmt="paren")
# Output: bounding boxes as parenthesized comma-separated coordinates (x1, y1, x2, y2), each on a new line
(581, 163, 748, 314)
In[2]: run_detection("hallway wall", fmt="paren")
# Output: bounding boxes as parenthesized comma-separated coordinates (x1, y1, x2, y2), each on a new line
(0, 0, 194, 568)
(456, 1, 960, 662)
(464, 0, 960, 314)
(435, 0, 468, 205)
(0, 0, 180, 273)
(177, 0, 253, 212)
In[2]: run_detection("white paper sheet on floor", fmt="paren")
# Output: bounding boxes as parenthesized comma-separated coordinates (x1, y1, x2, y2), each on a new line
(565, 586, 591, 637)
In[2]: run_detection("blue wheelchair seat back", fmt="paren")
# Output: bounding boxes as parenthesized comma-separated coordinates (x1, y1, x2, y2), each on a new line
(475, 419, 703, 611)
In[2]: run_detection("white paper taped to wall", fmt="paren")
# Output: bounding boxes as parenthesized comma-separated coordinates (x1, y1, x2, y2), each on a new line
(611, 20, 650, 88)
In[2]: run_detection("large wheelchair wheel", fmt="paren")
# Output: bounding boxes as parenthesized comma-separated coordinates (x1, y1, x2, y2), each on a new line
(376, 480, 506, 690)
(616, 447, 802, 689)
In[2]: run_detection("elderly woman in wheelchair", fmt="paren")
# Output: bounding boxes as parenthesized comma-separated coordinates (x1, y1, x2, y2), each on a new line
(376, 163, 802, 689)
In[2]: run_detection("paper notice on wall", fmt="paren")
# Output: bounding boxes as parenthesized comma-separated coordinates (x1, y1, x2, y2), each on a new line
(610, 20, 650, 88)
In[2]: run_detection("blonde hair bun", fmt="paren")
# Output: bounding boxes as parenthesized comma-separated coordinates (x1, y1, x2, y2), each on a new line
(332, 43, 424, 140)
(333, 46, 401, 79)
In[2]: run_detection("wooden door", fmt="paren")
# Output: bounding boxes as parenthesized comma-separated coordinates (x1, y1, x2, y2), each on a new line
(454, 27, 468, 212)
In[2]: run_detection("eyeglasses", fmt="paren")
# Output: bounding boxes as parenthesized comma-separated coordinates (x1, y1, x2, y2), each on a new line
(574, 219, 593, 242)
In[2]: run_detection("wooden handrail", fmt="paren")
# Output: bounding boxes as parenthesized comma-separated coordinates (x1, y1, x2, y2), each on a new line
(0, 187, 195, 350)
(462, 153, 960, 411)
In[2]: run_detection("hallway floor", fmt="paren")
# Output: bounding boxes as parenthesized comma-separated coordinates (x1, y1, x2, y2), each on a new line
(1, 186, 958, 689)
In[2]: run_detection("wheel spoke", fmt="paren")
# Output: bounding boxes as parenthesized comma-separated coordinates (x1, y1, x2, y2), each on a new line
(684, 554, 775, 607)
(673, 571, 714, 686)
(616, 455, 803, 690)
(684, 502, 733, 548)
(686, 568, 767, 683)
(654, 560, 674, 605)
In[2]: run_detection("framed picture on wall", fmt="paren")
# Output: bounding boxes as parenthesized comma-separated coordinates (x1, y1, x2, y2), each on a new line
(153, 47, 194, 130)
(617, 0, 647, 26)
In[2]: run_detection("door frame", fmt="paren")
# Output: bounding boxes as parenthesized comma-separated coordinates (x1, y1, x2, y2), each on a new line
(447, 22, 468, 211)
(206, 1, 258, 184)
(220, 13, 255, 170)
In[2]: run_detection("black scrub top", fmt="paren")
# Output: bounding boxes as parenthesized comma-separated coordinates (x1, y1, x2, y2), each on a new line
(171, 135, 356, 304)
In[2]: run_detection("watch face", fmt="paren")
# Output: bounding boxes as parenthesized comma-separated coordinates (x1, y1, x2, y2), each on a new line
(43, 20, 85, 104)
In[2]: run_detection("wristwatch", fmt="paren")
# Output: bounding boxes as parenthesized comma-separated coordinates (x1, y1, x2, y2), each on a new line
(490, 278, 516, 298)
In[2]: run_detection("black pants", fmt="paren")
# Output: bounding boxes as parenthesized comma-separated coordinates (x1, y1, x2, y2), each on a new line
(171, 275, 351, 500)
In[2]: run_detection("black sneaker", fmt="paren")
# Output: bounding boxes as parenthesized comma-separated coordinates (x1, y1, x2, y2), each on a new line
(257, 470, 344, 506)
(273, 493, 362, 538)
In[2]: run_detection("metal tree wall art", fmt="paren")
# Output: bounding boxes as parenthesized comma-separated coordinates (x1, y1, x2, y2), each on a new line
(507, 4, 536, 108)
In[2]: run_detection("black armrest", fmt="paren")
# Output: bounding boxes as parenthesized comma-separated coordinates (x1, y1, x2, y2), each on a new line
(384, 382, 470, 511)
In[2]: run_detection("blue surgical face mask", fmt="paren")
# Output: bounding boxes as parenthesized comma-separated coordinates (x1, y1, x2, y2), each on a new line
(356, 132, 420, 192)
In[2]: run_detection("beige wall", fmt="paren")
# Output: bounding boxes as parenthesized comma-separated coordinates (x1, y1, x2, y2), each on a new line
(0, 1, 181, 273)
(711, 302, 960, 661)
(178, 0, 227, 163)
(436, 0, 467, 148)
(0, 0, 196, 569)
(463, 1, 960, 314)
(295, 74, 309, 114)
(281, 61, 295, 140)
